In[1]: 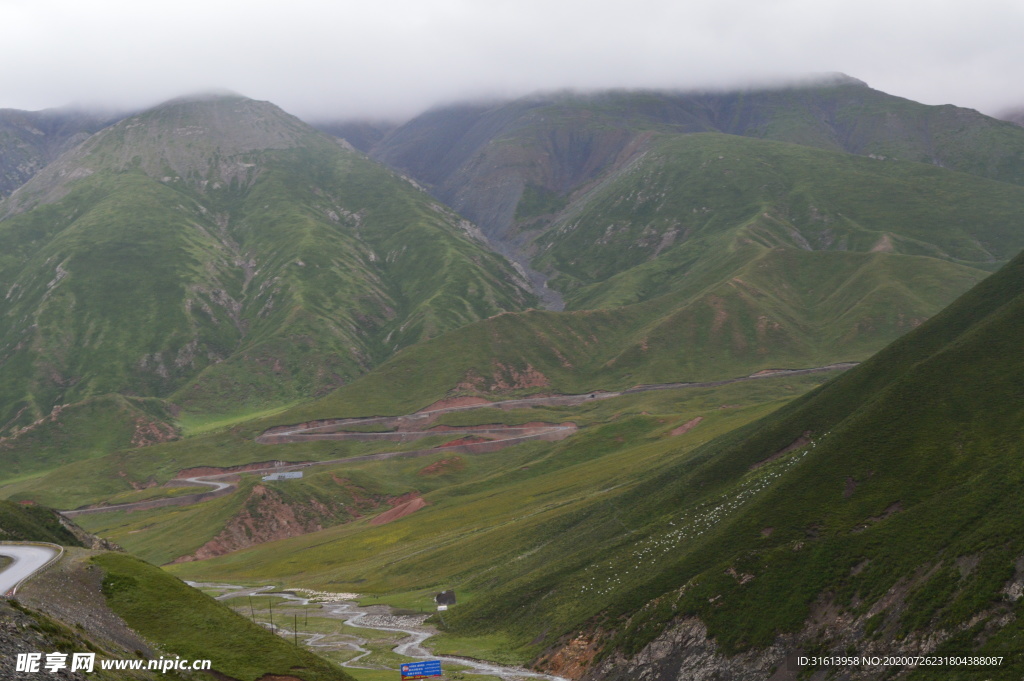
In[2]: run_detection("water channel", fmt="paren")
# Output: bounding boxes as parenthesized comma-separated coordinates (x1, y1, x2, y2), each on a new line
(188, 582, 569, 681)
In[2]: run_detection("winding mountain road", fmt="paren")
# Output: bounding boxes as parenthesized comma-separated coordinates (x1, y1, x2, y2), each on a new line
(0, 542, 62, 598)
(61, 363, 855, 519)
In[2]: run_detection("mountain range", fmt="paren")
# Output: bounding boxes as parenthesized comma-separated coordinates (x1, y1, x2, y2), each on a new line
(3, 75, 1024, 680)
(0, 94, 533, 451)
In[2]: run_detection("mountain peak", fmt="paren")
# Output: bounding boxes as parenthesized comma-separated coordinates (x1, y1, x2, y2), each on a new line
(798, 71, 868, 88)
(158, 89, 249, 106)
(2, 93, 331, 215)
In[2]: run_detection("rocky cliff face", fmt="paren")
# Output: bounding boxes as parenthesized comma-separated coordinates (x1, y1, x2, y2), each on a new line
(568, 571, 1022, 681)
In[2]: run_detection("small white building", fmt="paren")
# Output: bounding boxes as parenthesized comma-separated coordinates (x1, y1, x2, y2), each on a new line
(262, 471, 303, 481)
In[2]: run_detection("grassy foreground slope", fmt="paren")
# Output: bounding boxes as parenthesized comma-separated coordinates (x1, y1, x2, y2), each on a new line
(446, 245, 1024, 677)
(0, 499, 352, 681)
(177, 247, 1024, 679)
(95, 552, 354, 681)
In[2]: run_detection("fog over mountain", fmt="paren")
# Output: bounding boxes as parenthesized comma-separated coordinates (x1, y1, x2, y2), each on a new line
(1, 0, 1022, 119)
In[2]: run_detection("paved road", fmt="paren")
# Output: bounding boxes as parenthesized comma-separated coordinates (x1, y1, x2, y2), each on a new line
(0, 543, 61, 597)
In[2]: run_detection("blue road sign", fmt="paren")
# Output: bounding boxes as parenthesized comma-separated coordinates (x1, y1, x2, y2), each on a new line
(400, 660, 442, 678)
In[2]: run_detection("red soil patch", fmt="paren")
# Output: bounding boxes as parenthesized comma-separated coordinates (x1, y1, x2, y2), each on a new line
(370, 496, 427, 525)
(419, 457, 466, 476)
(130, 416, 178, 447)
(456, 362, 551, 392)
(418, 396, 492, 412)
(669, 416, 704, 436)
(439, 436, 491, 447)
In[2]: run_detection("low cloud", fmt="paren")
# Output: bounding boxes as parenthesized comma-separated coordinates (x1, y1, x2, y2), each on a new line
(1, 0, 1021, 119)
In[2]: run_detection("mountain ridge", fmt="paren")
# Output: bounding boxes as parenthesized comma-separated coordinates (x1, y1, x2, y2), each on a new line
(0, 94, 534, 446)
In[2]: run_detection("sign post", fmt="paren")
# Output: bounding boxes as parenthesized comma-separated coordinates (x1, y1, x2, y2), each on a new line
(400, 660, 443, 679)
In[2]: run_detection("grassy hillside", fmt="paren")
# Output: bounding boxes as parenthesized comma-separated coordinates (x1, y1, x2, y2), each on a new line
(95, 552, 353, 681)
(167, 247, 1024, 679)
(371, 78, 1024, 249)
(0, 95, 533, 462)
(272, 133, 1024, 431)
(0, 499, 85, 545)
(537, 133, 1023, 306)
(162, 372, 828, 583)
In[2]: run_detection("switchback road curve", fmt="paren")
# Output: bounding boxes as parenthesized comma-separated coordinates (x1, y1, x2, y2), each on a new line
(0, 542, 63, 598)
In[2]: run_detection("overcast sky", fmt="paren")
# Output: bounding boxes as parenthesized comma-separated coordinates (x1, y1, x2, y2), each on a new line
(2, 0, 1022, 121)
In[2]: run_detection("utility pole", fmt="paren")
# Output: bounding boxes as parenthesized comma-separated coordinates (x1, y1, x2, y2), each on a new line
(248, 596, 256, 624)
(294, 614, 298, 647)
(269, 598, 275, 634)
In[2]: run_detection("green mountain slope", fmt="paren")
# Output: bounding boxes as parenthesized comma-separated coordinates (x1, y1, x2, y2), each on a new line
(421, 245, 1024, 676)
(370, 76, 1024, 253)
(0, 95, 533, 447)
(173, 241, 1024, 680)
(0, 498, 87, 546)
(0, 106, 121, 200)
(538, 133, 1024, 308)
(1, 500, 352, 680)
(260, 127, 1024, 432)
(551, 234, 1024, 679)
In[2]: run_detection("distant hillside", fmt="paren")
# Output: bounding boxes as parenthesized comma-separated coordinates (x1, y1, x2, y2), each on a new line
(0, 95, 533, 451)
(272, 131, 1024, 426)
(309, 119, 397, 153)
(0, 106, 123, 199)
(999, 106, 1024, 127)
(369, 77, 1024, 259)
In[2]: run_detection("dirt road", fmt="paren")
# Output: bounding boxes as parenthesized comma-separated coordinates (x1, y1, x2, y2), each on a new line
(62, 363, 855, 518)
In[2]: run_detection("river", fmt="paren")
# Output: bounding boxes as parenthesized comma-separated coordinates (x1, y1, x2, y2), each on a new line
(188, 582, 568, 681)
